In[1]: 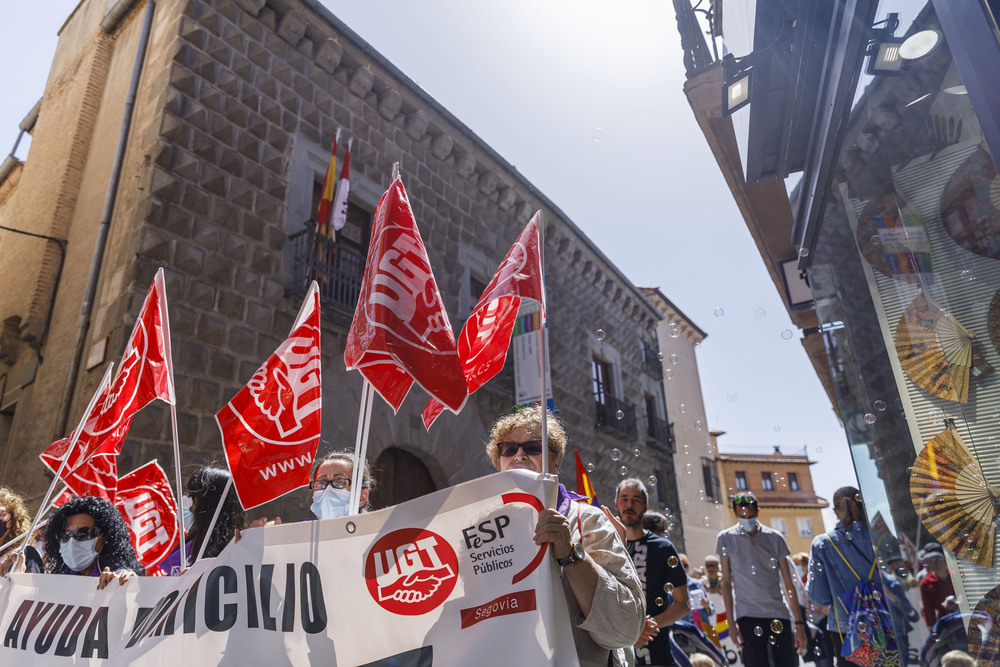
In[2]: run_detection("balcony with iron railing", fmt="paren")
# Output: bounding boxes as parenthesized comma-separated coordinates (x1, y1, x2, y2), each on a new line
(595, 394, 637, 441)
(289, 224, 365, 322)
(645, 415, 675, 452)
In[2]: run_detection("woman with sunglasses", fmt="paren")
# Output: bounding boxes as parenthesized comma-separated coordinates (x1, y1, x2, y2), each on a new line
(42, 496, 144, 589)
(309, 449, 375, 519)
(158, 466, 247, 575)
(485, 407, 644, 667)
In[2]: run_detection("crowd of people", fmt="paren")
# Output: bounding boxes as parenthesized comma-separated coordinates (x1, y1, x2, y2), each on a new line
(0, 407, 985, 666)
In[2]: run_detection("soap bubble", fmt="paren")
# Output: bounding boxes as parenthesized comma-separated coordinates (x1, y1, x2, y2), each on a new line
(666, 514, 678, 528)
(679, 403, 687, 414)
(769, 557, 778, 569)
(668, 556, 679, 568)
(770, 619, 784, 633)
(633, 447, 641, 458)
(973, 301, 987, 314)
(703, 516, 712, 527)
(618, 465, 628, 476)
(615, 409, 624, 420)
(654, 596, 664, 607)
(754, 308, 766, 319)
(668, 322, 681, 337)
(769, 635, 778, 646)
(647, 475, 657, 486)
(592, 126, 604, 142)
(864, 413, 876, 424)
(719, 546, 728, 557)
(595, 329, 606, 341)
(773, 425, 781, 432)
(664, 368, 674, 380)
(586, 462, 595, 472)
(684, 463, 694, 475)
(714, 307, 725, 318)
(960, 269, 977, 281)
(726, 392, 739, 403)
(816, 446, 823, 453)
(781, 329, 793, 340)
(874, 400, 886, 411)
(657, 352, 664, 361)
(695, 419, 705, 431)
(798, 247, 809, 257)
(870, 234, 881, 245)
(754, 626, 763, 637)
(664, 583, 674, 593)
(610, 448, 622, 461)
(750, 564, 757, 575)
(669, 353, 680, 365)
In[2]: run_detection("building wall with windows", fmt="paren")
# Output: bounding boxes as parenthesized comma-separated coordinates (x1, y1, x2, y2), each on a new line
(0, 0, 682, 525)
(716, 449, 828, 555)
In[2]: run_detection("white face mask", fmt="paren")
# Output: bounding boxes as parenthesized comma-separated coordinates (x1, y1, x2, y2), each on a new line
(181, 495, 195, 531)
(738, 517, 758, 533)
(60, 537, 100, 572)
(311, 487, 352, 520)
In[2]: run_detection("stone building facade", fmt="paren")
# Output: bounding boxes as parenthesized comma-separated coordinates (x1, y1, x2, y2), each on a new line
(0, 0, 679, 522)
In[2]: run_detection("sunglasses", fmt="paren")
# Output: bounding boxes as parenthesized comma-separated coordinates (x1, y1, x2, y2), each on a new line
(309, 478, 352, 491)
(705, 563, 720, 569)
(497, 440, 555, 458)
(57, 527, 102, 543)
(732, 497, 757, 507)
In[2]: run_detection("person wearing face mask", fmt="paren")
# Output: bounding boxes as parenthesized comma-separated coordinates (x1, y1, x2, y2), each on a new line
(309, 449, 375, 520)
(485, 407, 645, 667)
(38, 496, 144, 589)
(715, 491, 806, 667)
(158, 466, 247, 575)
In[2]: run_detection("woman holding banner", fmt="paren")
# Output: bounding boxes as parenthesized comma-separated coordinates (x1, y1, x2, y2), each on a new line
(41, 496, 144, 588)
(486, 407, 645, 667)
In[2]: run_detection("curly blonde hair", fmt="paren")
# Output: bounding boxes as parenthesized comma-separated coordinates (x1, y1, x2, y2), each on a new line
(486, 407, 567, 470)
(0, 487, 34, 556)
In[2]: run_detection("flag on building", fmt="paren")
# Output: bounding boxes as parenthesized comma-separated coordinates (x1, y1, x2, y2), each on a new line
(39, 269, 174, 500)
(345, 174, 467, 414)
(330, 138, 352, 237)
(574, 450, 600, 506)
(315, 130, 340, 237)
(421, 213, 545, 428)
(217, 282, 322, 510)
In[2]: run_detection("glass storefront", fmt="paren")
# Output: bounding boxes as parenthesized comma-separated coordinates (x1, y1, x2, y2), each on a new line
(806, 1, 1000, 662)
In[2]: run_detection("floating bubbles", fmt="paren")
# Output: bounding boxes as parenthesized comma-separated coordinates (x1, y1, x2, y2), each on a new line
(754, 307, 767, 320)
(857, 619, 868, 633)
(664, 583, 674, 593)
(714, 307, 725, 318)
(719, 546, 728, 557)
(654, 596, 664, 607)
(750, 564, 757, 576)
(695, 419, 705, 431)
(666, 514, 678, 529)
(874, 400, 887, 411)
(773, 425, 781, 432)
(657, 351, 664, 361)
(633, 447, 641, 458)
(647, 475, 657, 486)
(973, 301, 988, 314)
(610, 448, 622, 461)
(667, 556, 679, 568)
(669, 353, 680, 365)
(616, 409, 624, 420)
(870, 234, 882, 245)
(779, 329, 795, 341)
(586, 462, 595, 473)
(664, 368, 674, 380)
(864, 413, 876, 424)
(618, 465, 628, 476)
(873, 590, 882, 603)
(769, 635, 778, 646)
(895, 567, 908, 579)
(815, 560, 824, 571)
(684, 463, 694, 475)
(679, 403, 687, 414)
(855, 492, 862, 502)
(726, 392, 739, 403)
(592, 126, 604, 142)
(769, 557, 778, 569)
(960, 269, 977, 281)
(798, 247, 809, 258)
(754, 626, 764, 637)
(668, 322, 681, 338)
(595, 329, 606, 341)
(703, 516, 712, 527)
(816, 446, 823, 453)
(771, 619, 785, 634)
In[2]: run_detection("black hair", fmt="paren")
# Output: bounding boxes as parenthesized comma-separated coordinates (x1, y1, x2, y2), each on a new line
(186, 466, 246, 562)
(44, 496, 145, 575)
(731, 491, 759, 512)
(642, 511, 668, 535)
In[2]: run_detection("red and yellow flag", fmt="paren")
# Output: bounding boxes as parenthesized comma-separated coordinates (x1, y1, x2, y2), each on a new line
(315, 129, 340, 237)
(575, 450, 599, 506)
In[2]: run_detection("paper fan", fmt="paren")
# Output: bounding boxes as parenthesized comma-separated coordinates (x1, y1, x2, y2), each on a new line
(909, 425, 1000, 567)
(968, 587, 1000, 663)
(856, 188, 934, 285)
(895, 294, 978, 403)
(939, 145, 1000, 258)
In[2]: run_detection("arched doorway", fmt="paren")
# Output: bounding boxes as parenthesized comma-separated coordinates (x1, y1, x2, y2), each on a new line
(369, 447, 437, 510)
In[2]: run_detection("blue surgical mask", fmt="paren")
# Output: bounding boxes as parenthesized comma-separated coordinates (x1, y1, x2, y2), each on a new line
(60, 537, 100, 572)
(181, 495, 195, 532)
(738, 517, 758, 533)
(311, 487, 352, 520)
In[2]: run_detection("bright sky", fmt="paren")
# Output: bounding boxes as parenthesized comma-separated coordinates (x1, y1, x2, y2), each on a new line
(0, 0, 855, 530)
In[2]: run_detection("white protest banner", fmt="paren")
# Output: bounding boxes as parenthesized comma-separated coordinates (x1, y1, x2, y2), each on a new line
(0, 470, 579, 666)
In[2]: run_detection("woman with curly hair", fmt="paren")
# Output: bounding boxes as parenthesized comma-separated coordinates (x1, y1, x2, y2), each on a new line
(43, 495, 144, 589)
(158, 466, 246, 575)
(0, 487, 33, 557)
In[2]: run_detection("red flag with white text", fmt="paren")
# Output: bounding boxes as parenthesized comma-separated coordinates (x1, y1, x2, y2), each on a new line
(422, 213, 545, 428)
(40, 435, 122, 501)
(345, 175, 467, 413)
(113, 461, 180, 573)
(217, 282, 322, 510)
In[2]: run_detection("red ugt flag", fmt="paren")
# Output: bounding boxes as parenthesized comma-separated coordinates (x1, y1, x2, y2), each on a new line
(217, 282, 322, 510)
(114, 461, 180, 573)
(345, 174, 467, 413)
(422, 213, 545, 428)
(40, 270, 174, 499)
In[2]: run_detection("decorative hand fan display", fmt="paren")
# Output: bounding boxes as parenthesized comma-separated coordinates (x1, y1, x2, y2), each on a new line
(909, 424, 1000, 567)
(939, 145, 1000, 258)
(856, 187, 934, 285)
(894, 294, 991, 403)
(968, 586, 1000, 664)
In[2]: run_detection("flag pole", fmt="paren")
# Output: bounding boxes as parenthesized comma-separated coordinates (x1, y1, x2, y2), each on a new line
(0, 486, 67, 553)
(169, 404, 187, 569)
(195, 476, 233, 564)
(19, 364, 114, 554)
(538, 211, 550, 477)
(350, 380, 375, 515)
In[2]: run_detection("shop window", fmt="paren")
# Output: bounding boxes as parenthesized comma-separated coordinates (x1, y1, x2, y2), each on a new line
(797, 517, 813, 538)
(735, 471, 748, 490)
(702, 458, 719, 501)
(761, 472, 775, 491)
(771, 517, 787, 537)
(788, 472, 801, 491)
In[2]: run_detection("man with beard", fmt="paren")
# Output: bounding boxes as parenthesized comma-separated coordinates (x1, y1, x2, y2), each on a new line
(615, 478, 689, 666)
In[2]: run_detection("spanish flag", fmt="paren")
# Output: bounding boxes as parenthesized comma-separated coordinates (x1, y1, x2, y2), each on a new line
(575, 450, 600, 506)
(315, 128, 341, 237)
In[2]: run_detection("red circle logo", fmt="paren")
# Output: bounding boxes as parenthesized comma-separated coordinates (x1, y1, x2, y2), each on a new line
(365, 528, 459, 616)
